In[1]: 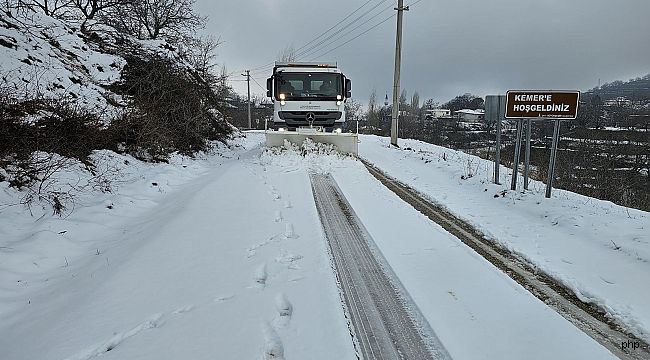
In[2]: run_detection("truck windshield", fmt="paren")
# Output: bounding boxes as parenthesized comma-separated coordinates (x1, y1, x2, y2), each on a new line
(275, 72, 342, 100)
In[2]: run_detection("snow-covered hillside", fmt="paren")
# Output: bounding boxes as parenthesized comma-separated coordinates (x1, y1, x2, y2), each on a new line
(1, 11, 191, 122)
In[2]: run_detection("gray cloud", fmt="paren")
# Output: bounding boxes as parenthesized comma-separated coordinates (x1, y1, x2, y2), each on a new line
(196, 0, 650, 106)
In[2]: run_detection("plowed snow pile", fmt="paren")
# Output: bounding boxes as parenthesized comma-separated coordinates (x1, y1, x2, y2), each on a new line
(261, 139, 356, 174)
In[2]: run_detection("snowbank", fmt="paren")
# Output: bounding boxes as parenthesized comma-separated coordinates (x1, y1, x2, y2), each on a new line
(359, 135, 650, 342)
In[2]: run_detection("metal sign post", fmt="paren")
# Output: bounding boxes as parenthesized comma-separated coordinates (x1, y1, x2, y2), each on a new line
(546, 119, 561, 198)
(485, 95, 505, 184)
(524, 119, 532, 190)
(511, 120, 523, 190)
(495, 113, 502, 184)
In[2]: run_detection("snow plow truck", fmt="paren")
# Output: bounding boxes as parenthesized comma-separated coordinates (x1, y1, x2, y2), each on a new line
(265, 62, 358, 155)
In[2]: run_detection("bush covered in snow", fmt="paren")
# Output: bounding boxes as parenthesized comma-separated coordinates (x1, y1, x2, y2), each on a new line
(0, 4, 234, 213)
(108, 53, 232, 158)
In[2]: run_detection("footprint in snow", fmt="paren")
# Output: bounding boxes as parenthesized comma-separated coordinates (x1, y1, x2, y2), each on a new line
(262, 323, 285, 360)
(275, 251, 303, 270)
(599, 276, 615, 285)
(172, 305, 195, 314)
(274, 293, 293, 328)
(283, 200, 292, 209)
(214, 293, 236, 302)
(274, 210, 283, 223)
(284, 223, 298, 239)
(247, 235, 283, 258)
(254, 263, 268, 288)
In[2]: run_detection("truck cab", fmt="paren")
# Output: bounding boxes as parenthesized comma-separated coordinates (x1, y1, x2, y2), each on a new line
(267, 62, 351, 132)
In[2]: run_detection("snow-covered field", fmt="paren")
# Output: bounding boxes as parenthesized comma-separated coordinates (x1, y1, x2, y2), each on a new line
(1, 132, 647, 359)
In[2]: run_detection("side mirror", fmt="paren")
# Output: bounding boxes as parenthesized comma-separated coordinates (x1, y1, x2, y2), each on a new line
(345, 79, 352, 98)
(266, 78, 272, 97)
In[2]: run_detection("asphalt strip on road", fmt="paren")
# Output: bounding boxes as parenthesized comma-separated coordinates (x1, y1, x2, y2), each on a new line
(310, 173, 451, 360)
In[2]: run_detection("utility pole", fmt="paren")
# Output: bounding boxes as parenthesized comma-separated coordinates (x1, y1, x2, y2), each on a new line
(242, 70, 252, 129)
(390, 0, 408, 147)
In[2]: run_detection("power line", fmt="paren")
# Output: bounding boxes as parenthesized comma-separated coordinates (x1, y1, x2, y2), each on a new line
(311, 0, 426, 61)
(248, 61, 275, 73)
(240, 0, 425, 77)
(294, 0, 377, 53)
(294, 0, 391, 60)
(298, 2, 395, 61)
(250, 76, 267, 92)
(244, 0, 386, 72)
(310, 12, 396, 60)
(249, 67, 274, 78)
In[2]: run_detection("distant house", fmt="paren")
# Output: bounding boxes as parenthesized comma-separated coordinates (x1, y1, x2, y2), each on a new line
(425, 108, 452, 120)
(454, 109, 484, 121)
(604, 97, 632, 107)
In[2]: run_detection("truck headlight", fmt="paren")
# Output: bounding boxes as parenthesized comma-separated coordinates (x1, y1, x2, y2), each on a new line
(336, 101, 342, 106)
(279, 93, 286, 100)
(337, 95, 342, 100)
(335, 128, 342, 134)
(280, 100, 285, 106)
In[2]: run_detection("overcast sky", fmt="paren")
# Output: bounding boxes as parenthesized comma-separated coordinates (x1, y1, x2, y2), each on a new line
(195, 0, 650, 106)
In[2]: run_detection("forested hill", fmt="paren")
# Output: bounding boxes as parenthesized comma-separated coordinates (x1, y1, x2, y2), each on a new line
(585, 74, 650, 101)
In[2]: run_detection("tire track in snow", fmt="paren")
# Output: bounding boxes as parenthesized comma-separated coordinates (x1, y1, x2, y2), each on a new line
(311, 173, 450, 360)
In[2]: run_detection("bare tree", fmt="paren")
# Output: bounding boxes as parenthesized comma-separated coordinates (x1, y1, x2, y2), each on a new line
(344, 98, 362, 123)
(424, 98, 439, 109)
(410, 91, 420, 110)
(183, 35, 222, 81)
(277, 44, 296, 62)
(15, 0, 72, 17)
(399, 88, 407, 107)
(214, 64, 230, 98)
(368, 88, 377, 114)
(101, 0, 205, 42)
(72, 0, 125, 21)
(136, 0, 205, 40)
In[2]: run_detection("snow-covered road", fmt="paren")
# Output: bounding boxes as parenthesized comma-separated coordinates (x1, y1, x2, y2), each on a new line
(330, 154, 616, 360)
(311, 173, 448, 360)
(1, 138, 355, 360)
(2, 132, 645, 359)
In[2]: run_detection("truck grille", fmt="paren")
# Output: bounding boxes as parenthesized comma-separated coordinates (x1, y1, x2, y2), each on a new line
(278, 111, 342, 121)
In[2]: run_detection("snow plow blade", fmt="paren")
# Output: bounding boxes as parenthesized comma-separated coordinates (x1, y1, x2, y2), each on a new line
(265, 129, 358, 155)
